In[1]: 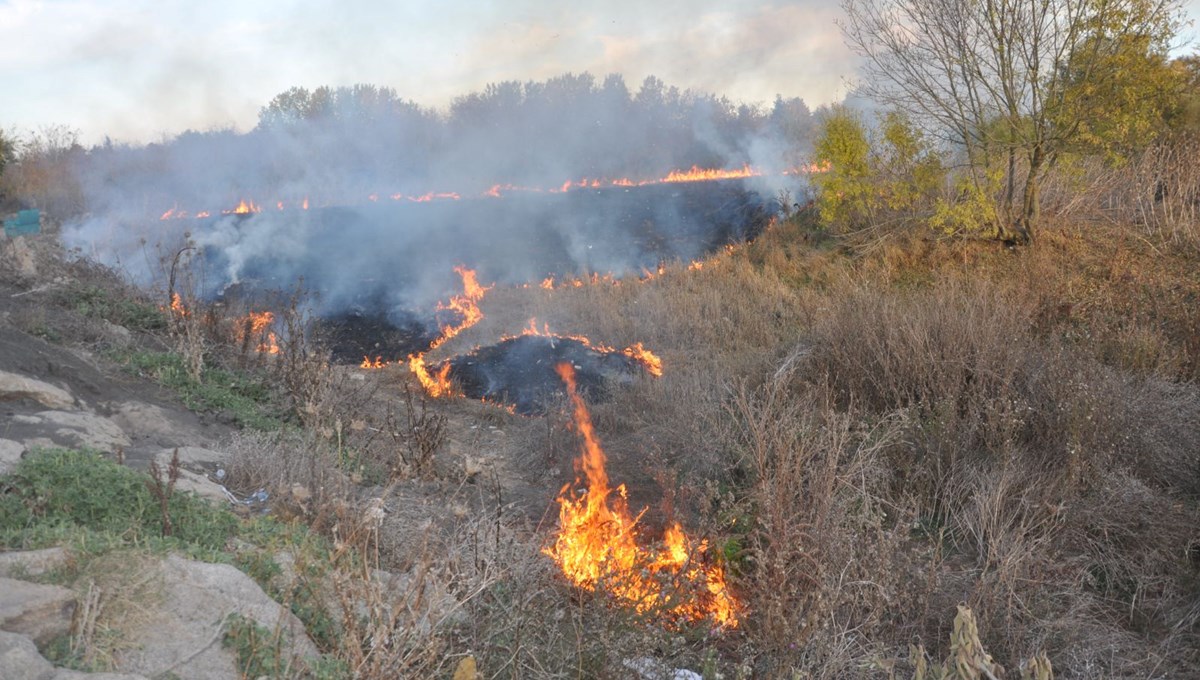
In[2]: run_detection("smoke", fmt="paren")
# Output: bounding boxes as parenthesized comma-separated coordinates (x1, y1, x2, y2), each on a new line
(61, 74, 813, 323)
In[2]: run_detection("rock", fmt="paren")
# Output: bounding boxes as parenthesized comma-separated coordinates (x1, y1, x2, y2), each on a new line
(100, 321, 132, 347)
(0, 629, 54, 680)
(170, 469, 230, 505)
(0, 549, 70, 579)
(23, 411, 130, 452)
(0, 630, 149, 680)
(112, 404, 197, 444)
(0, 577, 77, 645)
(114, 554, 318, 679)
(0, 438, 25, 475)
(153, 446, 229, 469)
(0, 371, 74, 410)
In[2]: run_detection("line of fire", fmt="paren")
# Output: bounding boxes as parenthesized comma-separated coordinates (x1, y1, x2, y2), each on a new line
(156, 162, 825, 630)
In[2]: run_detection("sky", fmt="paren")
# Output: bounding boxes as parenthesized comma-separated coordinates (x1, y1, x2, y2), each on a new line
(1, 0, 1198, 146)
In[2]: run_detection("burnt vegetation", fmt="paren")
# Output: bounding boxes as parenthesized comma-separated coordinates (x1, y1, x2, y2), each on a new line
(3, 36, 1200, 678)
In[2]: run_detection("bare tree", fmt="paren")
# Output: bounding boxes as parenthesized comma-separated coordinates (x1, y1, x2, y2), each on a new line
(841, 0, 1183, 242)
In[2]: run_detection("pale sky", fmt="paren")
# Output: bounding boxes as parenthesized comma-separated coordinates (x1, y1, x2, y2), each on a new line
(1, 0, 1198, 146)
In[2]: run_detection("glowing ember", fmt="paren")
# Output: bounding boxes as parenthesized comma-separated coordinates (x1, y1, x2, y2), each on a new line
(544, 363, 738, 628)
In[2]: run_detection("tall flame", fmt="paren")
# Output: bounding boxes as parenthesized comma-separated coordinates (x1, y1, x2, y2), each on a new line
(544, 363, 739, 628)
(408, 266, 492, 396)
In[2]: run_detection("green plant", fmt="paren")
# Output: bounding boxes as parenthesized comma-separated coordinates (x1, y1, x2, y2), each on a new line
(0, 448, 238, 553)
(115, 350, 285, 430)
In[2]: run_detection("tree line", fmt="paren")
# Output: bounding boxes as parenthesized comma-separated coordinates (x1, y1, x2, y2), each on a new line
(0, 74, 816, 219)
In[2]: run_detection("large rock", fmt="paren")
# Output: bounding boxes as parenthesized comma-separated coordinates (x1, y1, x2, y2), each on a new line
(0, 577, 76, 645)
(112, 403, 193, 444)
(0, 630, 148, 680)
(154, 446, 229, 469)
(0, 371, 74, 410)
(0, 549, 70, 579)
(0, 630, 55, 680)
(17, 411, 130, 452)
(114, 554, 318, 679)
(0, 438, 25, 475)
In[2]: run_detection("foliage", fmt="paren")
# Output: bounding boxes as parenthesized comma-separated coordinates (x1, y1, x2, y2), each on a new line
(0, 448, 238, 553)
(841, 0, 1186, 240)
(56, 284, 167, 332)
(222, 613, 350, 680)
(811, 106, 945, 232)
(115, 350, 285, 430)
(0, 128, 16, 180)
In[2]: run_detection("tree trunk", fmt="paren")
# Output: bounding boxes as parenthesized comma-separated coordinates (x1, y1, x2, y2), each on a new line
(1011, 145, 1044, 245)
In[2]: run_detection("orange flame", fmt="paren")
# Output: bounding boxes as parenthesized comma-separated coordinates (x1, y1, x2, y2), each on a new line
(661, 163, 760, 184)
(360, 356, 390, 369)
(408, 354, 453, 396)
(621, 342, 663, 377)
(408, 266, 492, 396)
(169, 292, 188, 317)
(238, 311, 279, 354)
(224, 199, 261, 215)
(545, 363, 738, 628)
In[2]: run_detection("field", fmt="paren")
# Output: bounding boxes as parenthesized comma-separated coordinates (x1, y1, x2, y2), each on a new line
(3, 206, 1198, 678)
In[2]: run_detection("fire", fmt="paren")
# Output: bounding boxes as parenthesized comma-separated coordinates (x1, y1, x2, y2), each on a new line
(408, 354, 453, 396)
(169, 292, 188, 317)
(238, 311, 279, 354)
(661, 163, 760, 184)
(621, 342, 663, 377)
(510, 319, 664, 377)
(155, 162, 789, 219)
(544, 363, 738, 628)
(224, 199, 262, 215)
(408, 266, 492, 396)
(360, 356, 390, 369)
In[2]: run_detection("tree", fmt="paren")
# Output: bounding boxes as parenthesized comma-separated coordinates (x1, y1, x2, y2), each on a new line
(841, 0, 1184, 242)
(0, 128, 15, 178)
(811, 106, 944, 232)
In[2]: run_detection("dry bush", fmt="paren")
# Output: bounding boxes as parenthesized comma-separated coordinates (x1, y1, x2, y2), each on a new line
(222, 429, 350, 522)
(721, 365, 913, 677)
(792, 274, 1200, 676)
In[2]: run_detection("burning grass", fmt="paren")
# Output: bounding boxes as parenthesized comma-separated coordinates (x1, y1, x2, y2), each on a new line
(543, 363, 739, 629)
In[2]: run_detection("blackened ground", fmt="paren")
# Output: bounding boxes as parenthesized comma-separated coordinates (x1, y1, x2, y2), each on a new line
(445, 335, 648, 415)
(312, 309, 438, 364)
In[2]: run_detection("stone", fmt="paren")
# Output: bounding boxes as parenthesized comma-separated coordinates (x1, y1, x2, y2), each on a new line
(0, 438, 25, 475)
(111, 403, 197, 444)
(0, 630, 149, 680)
(169, 469, 230, 505)
(113, 554, 318, 679)
(0, 548, 70, 579)
(0, 371, 74, 410)
(0, 630, 54, 680)
(0, 577, 77, 645)
(26, 411, 130, 452)
(153, 446, 229, 469)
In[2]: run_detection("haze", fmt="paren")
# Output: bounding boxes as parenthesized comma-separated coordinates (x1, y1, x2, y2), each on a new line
(0, 0, 864, 145)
